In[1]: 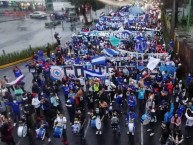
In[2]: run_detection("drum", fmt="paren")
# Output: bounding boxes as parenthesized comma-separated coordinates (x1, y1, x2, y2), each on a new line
(72, 122, 81, 134)
(128, 122, 134, 133)
(53, 126, 63, 138)
(90, 119, 96, 128)
(95, 117, 102, 130)
(36, 128, 45, 140)
(17, 124, 27, 137)
(141, 114, 151, 125)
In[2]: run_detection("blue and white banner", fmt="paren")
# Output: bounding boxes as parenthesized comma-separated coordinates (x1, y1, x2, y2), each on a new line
(50, 66, 64, 80)
(91, 56, 106, 65)
(102, 48, 119, 57)
(83, 68, 105, 78)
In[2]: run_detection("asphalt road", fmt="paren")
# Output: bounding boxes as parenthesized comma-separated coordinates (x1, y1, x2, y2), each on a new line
(1, 63, 193, 145)
(0, 17, 81, 55)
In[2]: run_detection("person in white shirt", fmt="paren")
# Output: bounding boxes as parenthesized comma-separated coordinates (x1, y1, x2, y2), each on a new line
(53, 113, 67, 140)
(31, 94, 41, 116)
(185, 108, 193, 138)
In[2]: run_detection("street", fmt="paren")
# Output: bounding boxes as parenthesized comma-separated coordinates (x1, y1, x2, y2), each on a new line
(0, 17, 81, 55)
(1, 63, 193, 145)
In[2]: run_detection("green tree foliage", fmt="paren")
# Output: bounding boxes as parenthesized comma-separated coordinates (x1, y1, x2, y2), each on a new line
(68, 0, 104, 24)
(69, 0, 104, 11)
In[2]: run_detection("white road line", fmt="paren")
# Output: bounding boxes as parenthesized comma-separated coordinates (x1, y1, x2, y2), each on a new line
(141, 123, 143, 145)
(16, 138, 23, 145)
(84, 119, 90, 139)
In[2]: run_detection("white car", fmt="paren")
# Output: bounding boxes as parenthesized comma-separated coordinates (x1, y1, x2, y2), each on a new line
(30, 11, 47, 19)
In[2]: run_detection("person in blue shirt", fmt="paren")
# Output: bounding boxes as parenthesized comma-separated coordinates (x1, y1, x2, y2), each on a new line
(137, 87, 145, 100)
(127, 92, 137, 111)
(126, 110, 137, 122)
(13, 66, 22, 78)
(68, 89, 76, 99)
(116, 76, 124, 90)
(169, 39, 174, 49)
(186, 73, 192, 88)
(115, 93, 123, 109)
(5, 100, 22, 124)
(62, 84, 70, 101)
(37, 49, 43, 59)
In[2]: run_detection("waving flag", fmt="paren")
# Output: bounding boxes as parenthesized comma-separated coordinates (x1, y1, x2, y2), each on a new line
(91, 56, 106, 65)
(102, 48, 119, 57)
(83, 68, 105, 78)
(50, 66, 64, 80)
(100, 12, 105, 17)
(109, 36, 121, 47)
(147, 57, 160, 71)
(5, 74, 25, 86)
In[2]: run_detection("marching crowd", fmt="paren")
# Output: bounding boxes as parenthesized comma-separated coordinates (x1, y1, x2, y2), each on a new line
(1, 2, 193, 145)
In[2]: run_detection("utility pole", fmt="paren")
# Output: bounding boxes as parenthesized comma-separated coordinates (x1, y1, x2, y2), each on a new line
(187, 0, 192, 32)
(170, 0, 176, 39)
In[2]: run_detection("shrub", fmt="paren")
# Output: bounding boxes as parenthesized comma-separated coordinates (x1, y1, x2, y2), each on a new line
(0, 43, 56, 66)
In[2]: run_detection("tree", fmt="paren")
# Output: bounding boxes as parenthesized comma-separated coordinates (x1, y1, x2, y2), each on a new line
(69, 0, 104, 24)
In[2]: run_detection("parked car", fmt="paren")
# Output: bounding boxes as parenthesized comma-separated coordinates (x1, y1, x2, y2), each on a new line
(52, 11, 67, 20)
(30, 11, 47, 19)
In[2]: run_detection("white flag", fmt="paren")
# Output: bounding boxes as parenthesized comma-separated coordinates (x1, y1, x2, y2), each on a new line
(50, 66, 64, 80)
(147, 57, 160, 71)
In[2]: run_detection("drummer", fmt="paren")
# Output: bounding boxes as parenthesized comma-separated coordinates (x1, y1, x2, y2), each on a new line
(36, 118, 51, 142)
(53, 113, 67, 141)
(110, 110, 121, 134)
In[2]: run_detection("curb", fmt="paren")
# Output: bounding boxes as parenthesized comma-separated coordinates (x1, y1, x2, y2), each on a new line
(0, 57, 31, 69)
(0, 17, 24, 23)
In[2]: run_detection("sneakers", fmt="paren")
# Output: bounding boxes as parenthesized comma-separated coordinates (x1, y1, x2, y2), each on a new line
(99, 131, 102, 134)
(127, 131, 130, 134)
(150, 133, 154, 136)
(96, 131, 99, 134)
(147, 129, 152, 132)
(48, 138, 51, 142)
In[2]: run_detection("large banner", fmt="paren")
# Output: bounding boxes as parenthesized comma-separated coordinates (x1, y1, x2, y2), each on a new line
(75, 30, 154, 40)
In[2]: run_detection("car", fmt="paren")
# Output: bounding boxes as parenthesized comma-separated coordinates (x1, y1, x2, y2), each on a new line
(52, 11, 67, 20)
(30, 11, 47, 19)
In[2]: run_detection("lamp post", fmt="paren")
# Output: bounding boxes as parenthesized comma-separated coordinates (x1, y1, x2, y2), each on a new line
(187, 0, 192, 32)
(170, 0, 176, 39)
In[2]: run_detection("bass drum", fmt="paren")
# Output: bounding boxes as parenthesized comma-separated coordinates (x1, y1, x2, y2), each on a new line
(17, 124, 28, 137)
(141, 113, 151, 125)
(53, 126, 63, 138)
(95, 117, 102, 130)
(36, 128, 46, 140)
(128, 122, 134, 133)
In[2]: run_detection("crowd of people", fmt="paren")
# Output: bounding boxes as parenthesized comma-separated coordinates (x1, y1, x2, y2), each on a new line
(1, 1, 193, 145)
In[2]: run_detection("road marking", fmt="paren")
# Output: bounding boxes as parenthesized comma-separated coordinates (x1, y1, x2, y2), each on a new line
(141, 123, 143, 145)
(84, 119, 90, 139)
(16, 138, 23, 145)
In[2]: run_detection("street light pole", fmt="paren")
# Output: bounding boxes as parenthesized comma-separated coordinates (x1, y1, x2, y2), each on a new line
(170, 0, 176, 39)
(187, 0, 192, 32)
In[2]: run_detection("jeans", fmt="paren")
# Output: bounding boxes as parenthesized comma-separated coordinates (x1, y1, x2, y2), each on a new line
(185, 126, 192, 137)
